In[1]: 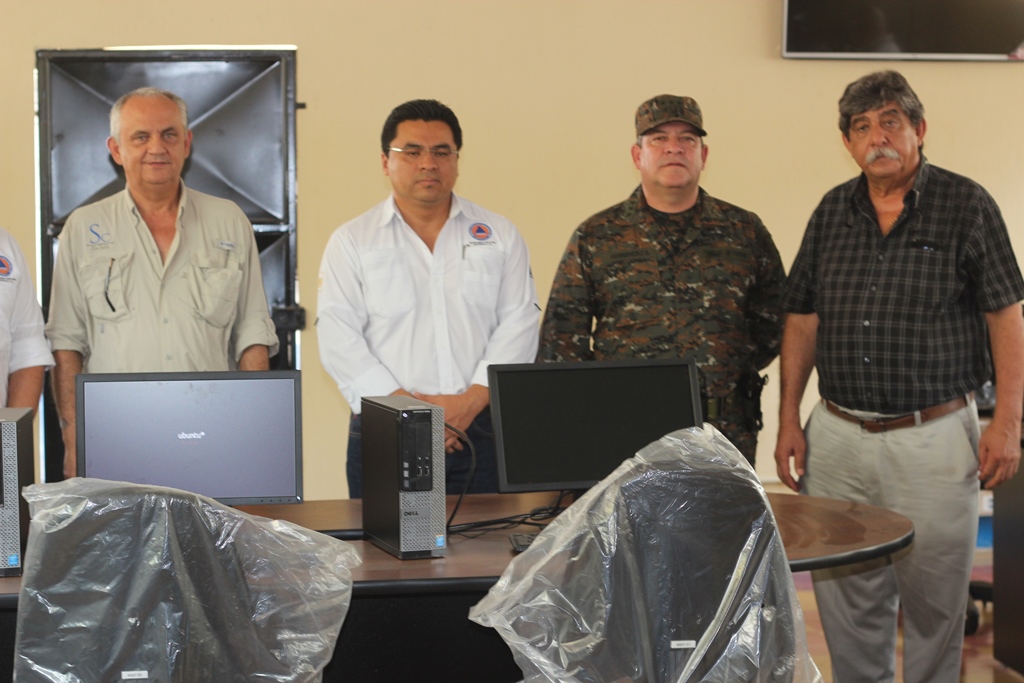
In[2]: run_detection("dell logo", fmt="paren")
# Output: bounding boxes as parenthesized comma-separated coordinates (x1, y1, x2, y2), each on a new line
(403, 510, 421, 517)
(177, 432, 206, 440)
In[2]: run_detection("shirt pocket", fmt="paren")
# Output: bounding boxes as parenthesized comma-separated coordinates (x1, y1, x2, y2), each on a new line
(896, 240, 959, 310)
(190, 252, 243, 328)
(700, 247, 754, 326)
(593, 252, 662, 326)
(460, 246, 503, 310)
(78, 252, 133, 322)
(359, 248, 415, 318)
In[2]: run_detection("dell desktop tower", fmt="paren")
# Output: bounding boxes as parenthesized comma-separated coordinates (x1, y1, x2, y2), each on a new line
(361, 396, 447, 559)
(0, 408, 34, 576)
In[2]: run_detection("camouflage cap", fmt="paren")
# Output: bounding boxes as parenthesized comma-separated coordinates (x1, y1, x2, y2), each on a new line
(635, 94, 707, 137)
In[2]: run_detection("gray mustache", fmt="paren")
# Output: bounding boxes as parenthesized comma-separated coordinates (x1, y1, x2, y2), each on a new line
(866, 147, 900, 164)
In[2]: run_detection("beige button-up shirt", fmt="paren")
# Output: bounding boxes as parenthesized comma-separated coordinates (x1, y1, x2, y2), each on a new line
(46, 185, 277, 372)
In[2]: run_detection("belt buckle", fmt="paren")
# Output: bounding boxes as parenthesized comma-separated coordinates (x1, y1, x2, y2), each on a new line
(860, 417, 887, 433)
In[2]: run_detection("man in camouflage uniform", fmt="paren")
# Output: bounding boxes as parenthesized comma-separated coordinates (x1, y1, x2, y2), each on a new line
(538, 94, 785, 464)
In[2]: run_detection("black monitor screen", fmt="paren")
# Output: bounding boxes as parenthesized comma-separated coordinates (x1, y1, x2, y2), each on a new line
(489, 359, 703, 493)
(76, 371, 302, 505)
(784, 0, 1024, 60)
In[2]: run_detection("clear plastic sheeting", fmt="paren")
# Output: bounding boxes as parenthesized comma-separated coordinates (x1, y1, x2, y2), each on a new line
(14, 478, 361, 683)
(470, 425, 822, 683)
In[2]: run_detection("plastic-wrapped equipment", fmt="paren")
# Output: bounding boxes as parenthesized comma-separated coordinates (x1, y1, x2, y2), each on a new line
(469, 425, 822, 683)
(14, 478, 361, 683)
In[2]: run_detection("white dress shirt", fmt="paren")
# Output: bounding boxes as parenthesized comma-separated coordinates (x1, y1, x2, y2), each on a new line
(0, 228, 55, 406)
(317, 194, 539, 413)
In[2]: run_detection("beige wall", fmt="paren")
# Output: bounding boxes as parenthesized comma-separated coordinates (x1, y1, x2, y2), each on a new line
(3, 1, 1022, 498)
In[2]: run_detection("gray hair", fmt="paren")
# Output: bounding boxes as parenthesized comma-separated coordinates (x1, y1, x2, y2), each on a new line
(109, 87, 189, 141)
(838, 71, 924, 137)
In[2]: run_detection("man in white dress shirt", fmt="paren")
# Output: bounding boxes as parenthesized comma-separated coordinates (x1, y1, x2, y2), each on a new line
(317, 99, 540, 498)
(0, 227, 54, 412)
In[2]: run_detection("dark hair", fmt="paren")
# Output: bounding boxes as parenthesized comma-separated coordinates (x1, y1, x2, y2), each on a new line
(381, 99, 462, 153)
(838, 71, 924, 137)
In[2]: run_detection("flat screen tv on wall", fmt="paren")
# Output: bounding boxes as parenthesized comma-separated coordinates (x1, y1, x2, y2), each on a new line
(784, 0, 1024, 60)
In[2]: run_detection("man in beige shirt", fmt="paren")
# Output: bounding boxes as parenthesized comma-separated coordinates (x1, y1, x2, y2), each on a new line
(46, 87, 277, 477)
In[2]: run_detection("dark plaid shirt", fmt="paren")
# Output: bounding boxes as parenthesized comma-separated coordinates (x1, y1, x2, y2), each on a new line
(783, 160, 1024, 414)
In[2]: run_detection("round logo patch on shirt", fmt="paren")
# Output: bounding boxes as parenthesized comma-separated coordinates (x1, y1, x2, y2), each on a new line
(469, 223, 492, 241)
(0, 256, 12, 278)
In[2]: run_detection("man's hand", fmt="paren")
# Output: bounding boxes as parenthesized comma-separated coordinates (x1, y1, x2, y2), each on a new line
(412, 385, 489, 453)
(774, 422, 807, 493)
(978, 415, 1021, 489)
(775, 313, 818, 493)
(980, 305, 1024, 489)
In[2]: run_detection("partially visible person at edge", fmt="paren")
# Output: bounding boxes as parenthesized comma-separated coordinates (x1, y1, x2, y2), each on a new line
(317, 99, 540, 498)
(538, 94, 785, 465)
(46, 87, 278, 479)
(775, 70, 1024, 683)
(0, 227, 54, 414)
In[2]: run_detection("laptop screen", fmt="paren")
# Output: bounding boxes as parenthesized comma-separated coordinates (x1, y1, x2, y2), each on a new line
(76, 370, 302, 505)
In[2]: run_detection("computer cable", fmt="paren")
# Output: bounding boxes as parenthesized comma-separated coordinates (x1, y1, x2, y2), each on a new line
(446, 490, 571, 538)
(444, 423, 476, 531)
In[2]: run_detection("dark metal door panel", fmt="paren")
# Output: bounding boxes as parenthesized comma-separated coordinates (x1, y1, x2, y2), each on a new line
(36, 48, 301, 482)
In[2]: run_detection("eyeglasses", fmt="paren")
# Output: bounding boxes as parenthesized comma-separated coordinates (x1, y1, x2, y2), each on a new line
(388, 145, 459, 162)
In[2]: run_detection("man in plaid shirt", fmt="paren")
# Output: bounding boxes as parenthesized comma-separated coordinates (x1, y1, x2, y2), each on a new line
(775, 71, 1024, 683)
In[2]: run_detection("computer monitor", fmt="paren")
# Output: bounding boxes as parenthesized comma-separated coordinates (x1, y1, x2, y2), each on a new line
(76, 370, 302, 505)
(488, 359, 703, 493)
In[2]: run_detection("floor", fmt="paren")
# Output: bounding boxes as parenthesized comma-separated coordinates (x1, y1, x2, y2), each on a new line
(792, 542, 1023, 682)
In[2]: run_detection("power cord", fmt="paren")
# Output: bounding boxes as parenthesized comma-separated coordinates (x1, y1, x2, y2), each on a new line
(447, 490, 571, 538)
(440, 425, 574, 537)
(443, 423, 476, 531)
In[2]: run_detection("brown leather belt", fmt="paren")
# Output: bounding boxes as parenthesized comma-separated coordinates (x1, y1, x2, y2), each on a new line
(824, 396, 968, 433)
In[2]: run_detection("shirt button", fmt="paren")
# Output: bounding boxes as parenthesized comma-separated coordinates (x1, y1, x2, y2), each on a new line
(877, 254, 884, 261)
(863, 320, 870, 326)
(870, 285, 877, 292)
(163, 318, 169, 324)
(863, 357, 871, 364)
(166, 354, 172, 360)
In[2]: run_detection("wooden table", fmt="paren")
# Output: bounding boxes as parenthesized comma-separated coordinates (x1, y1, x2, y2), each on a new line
(235, 490, 914, 578)
(0, 490, 913, 682)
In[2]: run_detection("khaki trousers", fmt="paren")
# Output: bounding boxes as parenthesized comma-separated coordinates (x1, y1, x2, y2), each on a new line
(803, 399, 979, 683)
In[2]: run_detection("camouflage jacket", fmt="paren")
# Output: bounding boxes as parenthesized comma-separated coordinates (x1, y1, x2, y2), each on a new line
(538, 186, 785, 398)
